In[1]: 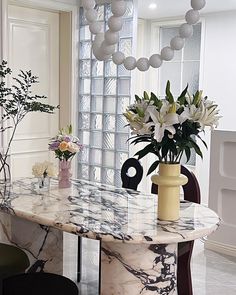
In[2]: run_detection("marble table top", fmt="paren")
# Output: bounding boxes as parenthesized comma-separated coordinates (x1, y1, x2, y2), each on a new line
(0, 178, 220, 244)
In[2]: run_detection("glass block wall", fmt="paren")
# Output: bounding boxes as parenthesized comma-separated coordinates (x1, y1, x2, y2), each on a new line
(78, 1, 134, 187)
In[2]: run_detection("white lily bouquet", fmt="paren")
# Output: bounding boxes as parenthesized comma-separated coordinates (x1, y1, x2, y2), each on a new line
(32, 161, 57, 190)
(124, 81, 221, 175)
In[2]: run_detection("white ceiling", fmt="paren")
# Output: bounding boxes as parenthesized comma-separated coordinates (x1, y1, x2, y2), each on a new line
(138, 0, 236, 19)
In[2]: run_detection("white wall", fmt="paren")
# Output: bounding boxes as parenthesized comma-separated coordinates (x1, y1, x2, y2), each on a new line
(196, 10, 236, 205)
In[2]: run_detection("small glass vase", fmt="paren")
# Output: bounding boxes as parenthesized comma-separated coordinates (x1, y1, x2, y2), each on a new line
(0, 147, 11, 189)
(38, 175, 50, 192)
(58, 160, 72, 189)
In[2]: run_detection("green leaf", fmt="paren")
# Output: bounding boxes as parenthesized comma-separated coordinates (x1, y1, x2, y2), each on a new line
(165, 80, 174, 104)
(143, 91, 149, 100)
(189, 139, 203, 158)
(184, 146, 191, 162)
(147, 161, 159, 176)
(134, 143, 153, 160)
(178, 84, 188, 105)
(135, 95, 141, 102)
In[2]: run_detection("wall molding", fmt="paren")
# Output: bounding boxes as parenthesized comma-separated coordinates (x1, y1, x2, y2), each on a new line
(205, 239, 236, 257)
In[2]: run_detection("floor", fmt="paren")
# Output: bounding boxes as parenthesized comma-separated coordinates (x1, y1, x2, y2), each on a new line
(64, 234, 236, 294)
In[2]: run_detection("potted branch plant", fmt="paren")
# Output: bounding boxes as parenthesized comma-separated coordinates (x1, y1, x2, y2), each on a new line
(124, 81, 221, 221)
(0, 60, 58, 191)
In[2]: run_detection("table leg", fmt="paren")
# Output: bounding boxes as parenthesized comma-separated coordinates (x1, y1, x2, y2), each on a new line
(101, 242, 177, 295)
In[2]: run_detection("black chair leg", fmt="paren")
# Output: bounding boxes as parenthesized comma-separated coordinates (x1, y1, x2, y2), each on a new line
(77, 236, 81, 283)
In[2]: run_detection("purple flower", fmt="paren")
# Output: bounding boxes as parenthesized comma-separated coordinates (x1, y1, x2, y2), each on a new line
(63, 136, 71, 143)
(49, 141, 60, 151)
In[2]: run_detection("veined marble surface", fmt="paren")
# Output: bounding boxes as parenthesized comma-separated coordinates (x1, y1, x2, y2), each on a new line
(0, 178, 220, 244)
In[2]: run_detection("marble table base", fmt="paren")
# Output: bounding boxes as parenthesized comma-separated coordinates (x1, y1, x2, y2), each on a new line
(101, 242, 177, 295)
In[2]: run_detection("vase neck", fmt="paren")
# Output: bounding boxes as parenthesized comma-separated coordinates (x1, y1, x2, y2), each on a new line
(159, 163, 181, 176)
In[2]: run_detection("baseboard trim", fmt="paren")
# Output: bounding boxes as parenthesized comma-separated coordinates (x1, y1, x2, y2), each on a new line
(205, 239, 236, 257)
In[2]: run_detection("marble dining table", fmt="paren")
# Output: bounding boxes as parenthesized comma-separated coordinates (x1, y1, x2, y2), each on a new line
(0, 178, 220, 295)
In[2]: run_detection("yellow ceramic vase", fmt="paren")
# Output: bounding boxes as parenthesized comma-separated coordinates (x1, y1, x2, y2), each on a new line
(151, 163, 188, 221)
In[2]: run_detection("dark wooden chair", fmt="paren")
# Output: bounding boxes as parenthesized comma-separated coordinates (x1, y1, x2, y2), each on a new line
(121, 158, 143, 190)
(2, 272, 79, 295)
(121, 159, 201, 295)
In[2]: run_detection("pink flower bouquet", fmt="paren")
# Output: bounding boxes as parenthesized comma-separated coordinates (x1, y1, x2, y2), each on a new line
(49, 125, 82, 161)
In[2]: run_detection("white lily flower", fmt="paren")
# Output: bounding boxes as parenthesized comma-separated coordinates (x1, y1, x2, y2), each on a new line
(147, 102, 179, 142)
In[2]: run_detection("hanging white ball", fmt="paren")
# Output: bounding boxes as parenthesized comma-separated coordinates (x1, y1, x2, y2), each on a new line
(108, 16, 123, 32)
(92, 33, 104, 52)
(94, 48, 111, 61)
(161, 47, 174, 61)
(124, 56, 136, 70)
(136, 58, 150, 72)
(104, 30, 119, 45)
(85, 9, 98, 23)
(179, 23, 193, 38)
(170, 36, 185, 50)
(89, 22, 102, 34)
(101, 41, 116, 55)
(111, 0, 127, 17)
(112, 51, 125, 65)
(149, 54, 163, 68)
(191, 0, 206, 10)
(185, 9, 200, 25)
(82, 0, 95, 10)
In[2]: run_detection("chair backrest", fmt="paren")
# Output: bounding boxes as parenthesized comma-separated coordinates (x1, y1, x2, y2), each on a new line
(151, 165, 201, 204)
(121, 158, 143, 191)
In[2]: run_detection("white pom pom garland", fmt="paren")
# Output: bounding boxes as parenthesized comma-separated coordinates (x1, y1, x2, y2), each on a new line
(82, 0, 205, 70)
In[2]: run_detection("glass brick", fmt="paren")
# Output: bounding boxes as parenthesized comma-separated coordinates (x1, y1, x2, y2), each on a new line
(104, 114, 116, 132)
(78, 96, 90, 112)
(78, 164, 89, 180)
(114, 170, 122, 187)
(80, 78, 91, 94)
(116, 134, 129, 151)
(78, 130, 90, 146)
(116, 152, 129, 169)
(105, 78, 117, 95)
(118, 64, 130, 77)
(123, 1, 133, 18)
(80, 25, 91, 41)
(105, 60, 117, 77)
(80, 60, 91, 77)
(120, 20, 133, 38)
(102, 168, 114, 185)
(80, 8, 88, 26)
(90, 149, 102, 166)
(90, 166, 101, 182)
(117, 97, 130, 114)
(105, 4, 112, 20)
(116, 115, 129, 132)
(91, 131, 102, 148)
(80, 41, 92, 59)
(92, 60, 104, 77)
(91, 96, 103, 113)
(92, 78, 104, 95)
(104, 96, 116, 113)
(79, 113, 90, 130)
(103, 151, 115, 167)
(78, 147, 89, 163)
(103, 133, 115, 150)
(119, 38, 132, 56)
(95, 5, 105, 21)
(118, 79, 130, 96)
(91, 113, 103, 130)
